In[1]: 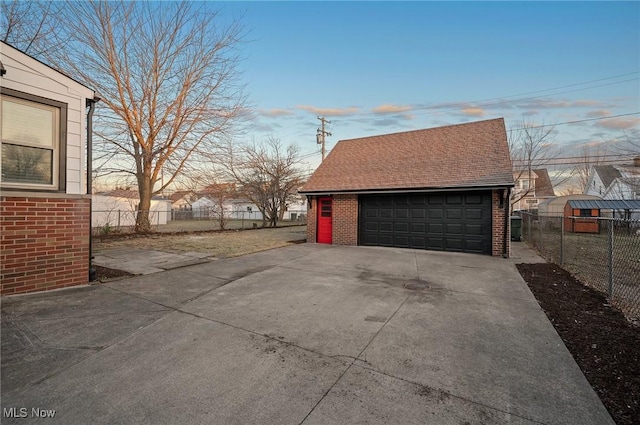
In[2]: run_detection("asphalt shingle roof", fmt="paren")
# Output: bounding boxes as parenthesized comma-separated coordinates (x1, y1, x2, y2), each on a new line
(593, 165, 622, 188)
(533, 169, 555, 197)
(300, 118, 514, 194)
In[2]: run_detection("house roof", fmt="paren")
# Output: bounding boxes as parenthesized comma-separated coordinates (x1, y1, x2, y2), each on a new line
(300, 118, 514, 194)
(97, 189, 139, 199)
(593, 165, 622, 188)
(568, 199, 640, 210)
(1, 41, 95, 94)
(169, 190, 194, 202)
(532, 169, 555, 197)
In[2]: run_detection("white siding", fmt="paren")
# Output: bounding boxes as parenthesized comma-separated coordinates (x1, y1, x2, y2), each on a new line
(1, 42, 94, 195)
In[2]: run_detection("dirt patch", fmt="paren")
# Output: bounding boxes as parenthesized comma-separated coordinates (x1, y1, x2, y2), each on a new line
(92, 265, 132, 281)
(517, 263, 640, 425)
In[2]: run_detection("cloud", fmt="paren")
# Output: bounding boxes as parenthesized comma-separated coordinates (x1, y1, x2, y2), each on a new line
(259, 108, 295, 117)
(296, 105, 359, 116)
(594, 117, 640, 130)
(372, 104, 413, 114)
(586, 109, 611, 118)
(460, 107, 485, 117)
(372, 118, 402, 127)
(516, 99, 608, 110)
(572, 100, 602, 107)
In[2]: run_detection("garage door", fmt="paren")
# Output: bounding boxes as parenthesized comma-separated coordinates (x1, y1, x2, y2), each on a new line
(359, 192, 492, 255)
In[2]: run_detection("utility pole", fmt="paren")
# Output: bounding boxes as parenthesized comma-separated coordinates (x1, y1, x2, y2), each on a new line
(316, 116, 332, 161)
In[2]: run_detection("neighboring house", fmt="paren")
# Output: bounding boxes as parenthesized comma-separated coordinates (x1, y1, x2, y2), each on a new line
(191, 195, 227, 219)
(511, 168, 555, 211)
(584, 159, 640, 219)
(191, 196, 264, 220)
(299, 118, 514, 257)
(585, 160, 640, 200)
(169, 190, 197, 210)
(282, 196, 307, 221)
(1, 41, 97, 295)
(228, 198, 264, 220)
(92, 191, 171, 229)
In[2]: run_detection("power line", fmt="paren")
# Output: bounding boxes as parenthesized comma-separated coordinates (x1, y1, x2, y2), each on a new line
(508, 112, 640, 131)
(333, 74, 639, 119)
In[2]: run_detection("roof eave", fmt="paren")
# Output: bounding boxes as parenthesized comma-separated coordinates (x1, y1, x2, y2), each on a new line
(299, 183, 515, 196)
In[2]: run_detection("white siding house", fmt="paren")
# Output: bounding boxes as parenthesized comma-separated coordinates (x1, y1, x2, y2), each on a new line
(1, 41, 96, 295)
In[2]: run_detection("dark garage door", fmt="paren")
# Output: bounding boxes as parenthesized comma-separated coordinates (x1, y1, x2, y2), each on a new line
(359, 192, 492, 255)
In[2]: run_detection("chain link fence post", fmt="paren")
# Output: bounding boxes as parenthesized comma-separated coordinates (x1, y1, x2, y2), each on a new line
(608, 218, 614, 299)
(560, 215, 564, 266)
(539, 215, 543, 254)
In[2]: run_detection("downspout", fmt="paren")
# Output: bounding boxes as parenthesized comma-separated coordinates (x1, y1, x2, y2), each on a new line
(86, 97, 98, 281)
(503, 187, 511, 258)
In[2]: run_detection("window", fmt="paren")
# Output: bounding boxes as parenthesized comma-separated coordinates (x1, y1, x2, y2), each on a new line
(1, 89, 66, 190)
(579, 209, 592, 217)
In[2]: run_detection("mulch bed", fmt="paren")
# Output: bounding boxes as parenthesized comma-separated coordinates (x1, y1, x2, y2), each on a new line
(517, 263, 640, 425)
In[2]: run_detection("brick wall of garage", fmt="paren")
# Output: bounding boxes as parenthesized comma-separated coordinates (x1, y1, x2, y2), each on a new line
(306, 197, 317, 243)
(492, 189, 510, 257)
(332, 194, 358, 245)
(1, 195, 90, 295)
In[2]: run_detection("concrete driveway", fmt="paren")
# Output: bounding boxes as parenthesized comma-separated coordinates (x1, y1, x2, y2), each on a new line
(1, 244, 613, 425)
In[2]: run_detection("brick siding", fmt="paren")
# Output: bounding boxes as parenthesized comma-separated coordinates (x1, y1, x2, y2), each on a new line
(492, 189, 510, 257)
(306, 197, 317, 243)
(1, 196, 90, 295)
(332, 194, 358, 245)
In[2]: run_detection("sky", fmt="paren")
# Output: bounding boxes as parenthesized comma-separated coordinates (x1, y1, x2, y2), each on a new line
(216, 1, 640, 178)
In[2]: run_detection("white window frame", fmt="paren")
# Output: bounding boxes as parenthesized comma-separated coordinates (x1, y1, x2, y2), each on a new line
(0, 88, 67, 191)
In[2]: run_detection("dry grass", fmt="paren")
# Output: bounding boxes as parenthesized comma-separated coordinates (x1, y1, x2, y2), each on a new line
(93, 226, 307, 258)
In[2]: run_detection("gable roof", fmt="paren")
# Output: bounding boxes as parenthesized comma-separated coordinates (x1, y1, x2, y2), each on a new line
(0, 41, 94, 93)
(97, 189, 139, 199)
(532, 169, 555, 197)
(593, 165, 622, 188)
(300, 118, 514, 194)
(169, 190, 195, 202)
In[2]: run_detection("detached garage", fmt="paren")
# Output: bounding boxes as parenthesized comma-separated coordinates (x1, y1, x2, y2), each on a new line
(299, 118, 515, 257)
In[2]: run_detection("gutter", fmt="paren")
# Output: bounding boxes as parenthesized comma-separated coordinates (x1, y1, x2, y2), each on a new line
(299, 184, 515, 197)
(86, 97, 99, 281)
(503, 187, 511, 258)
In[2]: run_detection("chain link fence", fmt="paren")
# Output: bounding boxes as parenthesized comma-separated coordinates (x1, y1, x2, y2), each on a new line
(92, 208, 306, 235)
(519, 211, 640, 321)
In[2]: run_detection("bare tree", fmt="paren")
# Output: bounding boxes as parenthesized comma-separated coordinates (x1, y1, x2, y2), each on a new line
(509, 120, 558, 211)
(45, 1, 247, 232)
(1, 0, 63, 56)
(218, 138, 304, 227)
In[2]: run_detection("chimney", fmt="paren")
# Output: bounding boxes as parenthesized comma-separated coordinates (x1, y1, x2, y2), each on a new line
(635, 156, 640, 167)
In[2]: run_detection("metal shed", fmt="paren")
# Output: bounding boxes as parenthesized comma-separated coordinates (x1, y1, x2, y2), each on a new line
(564, 199, 640, 233)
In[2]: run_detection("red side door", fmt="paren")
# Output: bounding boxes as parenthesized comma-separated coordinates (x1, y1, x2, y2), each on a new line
(317, 197, 333, 244)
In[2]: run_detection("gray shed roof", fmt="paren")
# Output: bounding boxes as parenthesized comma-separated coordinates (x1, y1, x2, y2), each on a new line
(568, 199, 640, 210)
